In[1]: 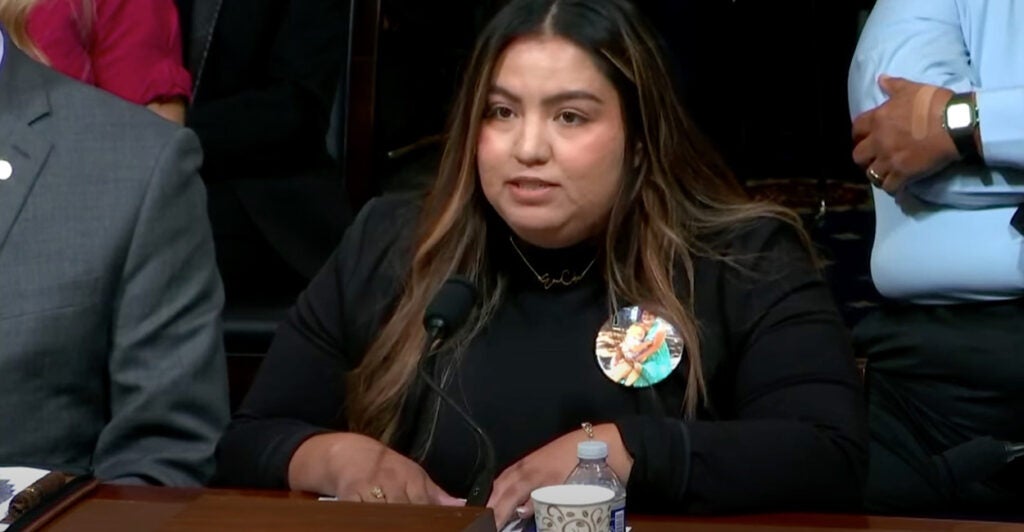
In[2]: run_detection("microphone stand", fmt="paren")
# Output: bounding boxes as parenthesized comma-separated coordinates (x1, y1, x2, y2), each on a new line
(418, 322, 497, 507)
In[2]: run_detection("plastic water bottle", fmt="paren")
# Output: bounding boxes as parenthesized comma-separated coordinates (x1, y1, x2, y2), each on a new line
(564, 440, 626, 532)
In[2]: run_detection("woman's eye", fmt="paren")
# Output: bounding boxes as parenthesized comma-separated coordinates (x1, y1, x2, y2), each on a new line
(487, 105, 515, 119)
(558, 111, 586, 125)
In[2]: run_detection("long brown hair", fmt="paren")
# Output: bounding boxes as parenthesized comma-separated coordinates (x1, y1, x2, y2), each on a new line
(348, 0, 810, 443)
(0, 0, 95, 62)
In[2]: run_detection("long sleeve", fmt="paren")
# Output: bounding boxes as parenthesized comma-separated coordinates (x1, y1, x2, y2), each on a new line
(94, 128, 229, 486)
(215, 243, 349, 489)
(91, 0, 192, 104)
(977, 86, 1024, 170)
(849, 0, 971, 117)
(616, 222, 867, 513)
(849, 0, 1024, 209)
(25, 0, 191, 105)
(216, 196, 415, 488)
(849, 0, 1024, 303)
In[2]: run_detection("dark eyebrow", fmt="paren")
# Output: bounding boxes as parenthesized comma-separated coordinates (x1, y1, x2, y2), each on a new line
(489, 85, 604, 106)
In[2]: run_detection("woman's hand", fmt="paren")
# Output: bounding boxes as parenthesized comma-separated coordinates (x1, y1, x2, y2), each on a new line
(486, 424, 633, 527)
(288, 432, 463, 506)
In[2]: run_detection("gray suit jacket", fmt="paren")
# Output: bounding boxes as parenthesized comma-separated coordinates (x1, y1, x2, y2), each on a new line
(0, 35, 229, 486)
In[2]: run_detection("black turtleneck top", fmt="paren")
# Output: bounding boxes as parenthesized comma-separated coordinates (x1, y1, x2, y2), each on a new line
(217, 194, 867, 513)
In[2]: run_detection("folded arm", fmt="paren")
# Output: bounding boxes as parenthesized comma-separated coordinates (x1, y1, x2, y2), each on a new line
(849, 0, 1024, 207)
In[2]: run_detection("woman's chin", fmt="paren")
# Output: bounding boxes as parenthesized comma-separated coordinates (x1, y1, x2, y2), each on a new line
(495, 202, 602, 248)
(509, 229, 565, 249)
(497, 210, 558, 243)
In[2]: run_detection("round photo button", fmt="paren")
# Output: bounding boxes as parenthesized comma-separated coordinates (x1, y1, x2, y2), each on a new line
(595, 306, 684, 388)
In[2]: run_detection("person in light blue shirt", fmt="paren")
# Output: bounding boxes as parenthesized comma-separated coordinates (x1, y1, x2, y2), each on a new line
(849, 0, 1024, 514)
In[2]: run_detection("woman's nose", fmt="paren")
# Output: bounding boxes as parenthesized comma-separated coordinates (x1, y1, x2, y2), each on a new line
(513, 115, 551, 166)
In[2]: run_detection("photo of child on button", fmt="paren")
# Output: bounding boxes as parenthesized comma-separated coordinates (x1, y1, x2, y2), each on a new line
(597, 307, 683, 388)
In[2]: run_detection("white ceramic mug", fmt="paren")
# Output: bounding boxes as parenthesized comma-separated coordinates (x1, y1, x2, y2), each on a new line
(530, 484, 615, 532)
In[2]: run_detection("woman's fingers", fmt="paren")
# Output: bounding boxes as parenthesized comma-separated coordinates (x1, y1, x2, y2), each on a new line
(426, 480, 465, 506)
(384, 481, 413, 504)
(488, 466, 532, 528)
(493, 490, 531, 530)
(322, 440, 457, 507)
(359, 483, 389, 504)
(405, 476, 432, 505)
(338, 491, 361, 503)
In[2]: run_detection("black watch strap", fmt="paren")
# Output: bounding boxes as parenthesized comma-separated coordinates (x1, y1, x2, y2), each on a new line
(945, 92, 981, 163)
(1012, 205, 1024, 236)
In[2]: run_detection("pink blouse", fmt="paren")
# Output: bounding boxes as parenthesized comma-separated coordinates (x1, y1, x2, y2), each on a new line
(27, 0, 191, 105)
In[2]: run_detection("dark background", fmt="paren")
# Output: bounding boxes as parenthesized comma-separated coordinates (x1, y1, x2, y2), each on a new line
(367, 1, 870, 187)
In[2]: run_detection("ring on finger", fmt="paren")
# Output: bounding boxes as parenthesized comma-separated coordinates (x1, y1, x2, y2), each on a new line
(866, 167, 885, 187)
(369, 485, 386, 500)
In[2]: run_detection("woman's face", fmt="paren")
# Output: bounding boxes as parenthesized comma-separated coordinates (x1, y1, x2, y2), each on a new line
(477, 35, 627, 249)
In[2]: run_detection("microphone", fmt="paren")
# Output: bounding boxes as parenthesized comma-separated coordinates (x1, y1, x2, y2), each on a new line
(417, 276, 497, 507)
(423, 276, 478, 338)
(932, 436, 1021, 489)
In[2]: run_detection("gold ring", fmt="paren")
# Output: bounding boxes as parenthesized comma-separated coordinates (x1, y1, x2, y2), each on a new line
(369, 486, 386, 500)
(581, 422, 595, 439)
(866, 167, 885, 187)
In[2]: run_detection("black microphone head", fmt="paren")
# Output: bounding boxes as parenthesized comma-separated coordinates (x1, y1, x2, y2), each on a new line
(423, 276, 478, 338)
(934, 436, 1013, 487)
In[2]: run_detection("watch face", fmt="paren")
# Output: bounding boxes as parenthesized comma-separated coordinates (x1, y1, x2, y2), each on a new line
(947, 102, 974, 129)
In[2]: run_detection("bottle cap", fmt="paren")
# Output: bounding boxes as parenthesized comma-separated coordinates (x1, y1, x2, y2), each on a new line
(577, 440, 609, 459)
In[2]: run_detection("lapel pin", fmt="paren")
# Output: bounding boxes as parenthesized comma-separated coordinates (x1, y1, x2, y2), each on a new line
(595, 306, 685, 388)
(0, 160, 12, 180)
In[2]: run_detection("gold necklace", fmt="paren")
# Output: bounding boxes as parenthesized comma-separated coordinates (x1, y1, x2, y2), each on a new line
(508, 236, 597, 290)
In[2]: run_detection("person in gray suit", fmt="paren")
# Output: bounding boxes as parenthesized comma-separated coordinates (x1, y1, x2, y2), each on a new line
(0, 27, 228, 486)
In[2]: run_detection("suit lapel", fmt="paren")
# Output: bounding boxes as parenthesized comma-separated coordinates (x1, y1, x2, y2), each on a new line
(0, 36, 53, 254)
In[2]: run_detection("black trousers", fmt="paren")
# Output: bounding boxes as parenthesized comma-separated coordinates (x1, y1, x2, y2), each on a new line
(854, 299, 1024, 516)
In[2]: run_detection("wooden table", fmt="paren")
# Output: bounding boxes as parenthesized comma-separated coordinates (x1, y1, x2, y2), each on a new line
(33, 485, 1024, 531)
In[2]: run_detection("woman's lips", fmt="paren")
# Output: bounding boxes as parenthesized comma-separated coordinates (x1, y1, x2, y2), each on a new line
(507, 177, 558, 202)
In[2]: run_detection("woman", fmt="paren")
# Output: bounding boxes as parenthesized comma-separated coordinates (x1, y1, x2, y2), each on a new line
(218, 0, 866, 525)
(606, 311, 671, 387)
(0, 0, 190, 123)
(629, 311, 673, 387)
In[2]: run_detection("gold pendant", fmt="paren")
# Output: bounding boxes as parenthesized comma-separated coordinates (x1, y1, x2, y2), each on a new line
(538, 269, 588, 290)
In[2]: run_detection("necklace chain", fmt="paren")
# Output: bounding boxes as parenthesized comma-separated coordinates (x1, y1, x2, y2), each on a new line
(508, 236, 596, 290)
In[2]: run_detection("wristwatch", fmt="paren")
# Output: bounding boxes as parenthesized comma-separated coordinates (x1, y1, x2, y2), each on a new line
(943, 91, 981, 162)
